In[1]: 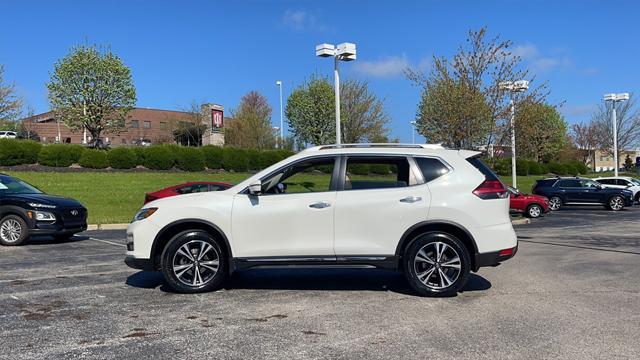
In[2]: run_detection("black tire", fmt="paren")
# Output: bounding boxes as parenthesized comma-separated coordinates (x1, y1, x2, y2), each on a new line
(635, 192, 640, 204)
(403, 232, 471, 297)
(0, 215, 29, 246)
(525, 204, 543, 218)
(161, 230, 227, 293)
(548, 196, 562, 211)
(607, 195, 625, 211)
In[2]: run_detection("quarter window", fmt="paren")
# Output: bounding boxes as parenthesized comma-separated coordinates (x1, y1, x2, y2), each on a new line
(344, 156, 413, 190)
(415, 157, 449, 182)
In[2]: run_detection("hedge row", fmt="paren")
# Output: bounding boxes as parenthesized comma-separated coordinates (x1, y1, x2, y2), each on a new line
(487, 158, 589, 176)
(0, 139, 293, 172)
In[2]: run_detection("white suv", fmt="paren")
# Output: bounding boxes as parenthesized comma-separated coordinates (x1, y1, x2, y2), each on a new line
(594, 176, 640, 203)
(125, 144, 517, 296)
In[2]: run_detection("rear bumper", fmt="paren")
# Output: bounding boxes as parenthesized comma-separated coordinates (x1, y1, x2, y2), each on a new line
(474, 245, 518, 270)
(124, 256, 153, 271)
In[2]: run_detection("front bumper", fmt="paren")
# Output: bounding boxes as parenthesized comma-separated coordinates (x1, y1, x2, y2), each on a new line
(124, 256, 154, 271)
(29, 223, 87, 236)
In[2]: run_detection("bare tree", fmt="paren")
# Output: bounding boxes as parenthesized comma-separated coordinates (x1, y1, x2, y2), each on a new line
(171, 100, 208, 146)
(0, 65, 23, 122)
(225, 91, 276, 149)
(340, 79, 390, 143)
(571, 121, 599, 165)
(591, 94, 640, 161)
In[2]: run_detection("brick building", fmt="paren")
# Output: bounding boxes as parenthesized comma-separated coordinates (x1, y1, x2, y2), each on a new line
(21, 104, 226, 146)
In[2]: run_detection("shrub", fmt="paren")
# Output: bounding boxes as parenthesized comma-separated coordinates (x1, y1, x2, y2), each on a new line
(79, 149, 108, 169)
(528, 161, 544, 175)
(175, 146, 205, 172)
(222, 147, 248, 172)
(257, 150, 283, 169)
(547, 162, 567, 175)
(0, 139, 42, 165)
(38, 144, 86, 167)
(492, 158, 511, 176)
(201, 145, 223, 170)
(108, 147, 137, 169)
(516, 159, 530, 176)
(131, 147, 146, 166)
(348, 164, 370, 175)
(564, 163, 579, 176)
(143, 146, 174, 170)
(567, 160, 588, 174)
(246, 149, 261, 171)
(370, 164, 390, 175)
(539, 163, 549, 175)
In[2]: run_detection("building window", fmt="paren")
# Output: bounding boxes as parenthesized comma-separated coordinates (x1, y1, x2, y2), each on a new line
(144, 120, 151, 129)
(121, 139, 127, 144)
(160, 122, 167, 130)
(131, 120, 139, 128)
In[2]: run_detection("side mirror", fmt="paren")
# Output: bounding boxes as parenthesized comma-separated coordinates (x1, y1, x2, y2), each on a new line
(248, 180, 262, 196)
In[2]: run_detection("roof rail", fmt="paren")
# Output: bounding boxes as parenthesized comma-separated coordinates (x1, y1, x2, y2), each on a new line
(310, 143, 445, 151)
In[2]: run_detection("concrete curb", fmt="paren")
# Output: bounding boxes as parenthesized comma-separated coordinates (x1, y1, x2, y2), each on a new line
(511, 218, 531, 225)
(86, 223, 129, 231)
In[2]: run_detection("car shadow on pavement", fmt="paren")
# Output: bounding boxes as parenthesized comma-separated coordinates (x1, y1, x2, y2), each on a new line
(125, 269, 492, 296)
(24, 235, 90, 245)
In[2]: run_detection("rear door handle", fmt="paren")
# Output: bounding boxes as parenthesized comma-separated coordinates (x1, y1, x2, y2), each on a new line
(399, 196, 422, 203)
(309, 202, 331, 209)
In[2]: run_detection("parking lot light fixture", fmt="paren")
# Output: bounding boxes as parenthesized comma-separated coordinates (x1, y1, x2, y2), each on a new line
(410, 121, 417, 144)
(603, 92, 630, 177)
(499, 80, 529, 189)
(276, 80, 284, 147)
(316, 42, 357, 145)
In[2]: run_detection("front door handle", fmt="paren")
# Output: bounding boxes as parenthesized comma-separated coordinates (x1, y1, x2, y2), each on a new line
(399, 196, 422, 203)
(309, 202, 331, 209)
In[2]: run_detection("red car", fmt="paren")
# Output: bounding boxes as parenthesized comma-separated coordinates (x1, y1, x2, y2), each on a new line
(508, 186, 550, 218)
(144, 182, 232, 204)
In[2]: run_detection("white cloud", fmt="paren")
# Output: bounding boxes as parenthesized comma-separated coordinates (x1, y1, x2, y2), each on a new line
(353, 55, 410, 78)
(511, 44, 539, 60)
(282, 10, 326, 32)
(511, 43, 572, 73)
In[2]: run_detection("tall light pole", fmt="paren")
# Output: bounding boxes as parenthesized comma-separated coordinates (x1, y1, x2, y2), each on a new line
(316, 42, 357, 145)
(410, 121, 417, 144)
(499, 80, 529, 189)
(604, 93, 630, 177)
(276, 80, 284, 148)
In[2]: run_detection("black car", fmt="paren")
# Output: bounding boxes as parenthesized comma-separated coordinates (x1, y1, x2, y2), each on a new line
(532, 177, 634, 211)
(0, 174, 87, 246)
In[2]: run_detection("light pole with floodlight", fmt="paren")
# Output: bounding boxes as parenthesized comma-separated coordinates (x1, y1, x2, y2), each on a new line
(410, 121, 417, 144)
(603, 92, 630, 177)
(315, 42, 357, 145)
(499, 80, 529, 189)
(275, 81, 284, 148)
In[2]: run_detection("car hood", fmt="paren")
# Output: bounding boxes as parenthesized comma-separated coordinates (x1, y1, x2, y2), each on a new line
(521, 194, 548, 202)
(7, 193, 85, 208)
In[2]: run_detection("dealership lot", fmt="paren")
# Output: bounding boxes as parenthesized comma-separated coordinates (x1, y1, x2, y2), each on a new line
(1, 208, 639, 359)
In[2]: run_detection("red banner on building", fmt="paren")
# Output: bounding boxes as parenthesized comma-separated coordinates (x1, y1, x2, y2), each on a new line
(212, 109, 224, 129)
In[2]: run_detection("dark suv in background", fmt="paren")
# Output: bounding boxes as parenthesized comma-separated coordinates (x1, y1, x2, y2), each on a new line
(0, 174, 87, 246)
(532, 177, 634, 211)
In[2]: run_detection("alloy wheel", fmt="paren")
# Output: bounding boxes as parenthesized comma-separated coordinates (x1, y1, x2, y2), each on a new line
(610, 196, 624, 211)
(549, 197, 561, 211)
(528, 205, 542, 218)
(0, 219, 22, 243)
(172, 240, 220, 287)
(413, 241, 461, 290)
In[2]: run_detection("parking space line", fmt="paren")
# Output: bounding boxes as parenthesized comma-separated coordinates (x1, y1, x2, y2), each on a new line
(519, 239, 640, 255)
(89, 237, 126, 247)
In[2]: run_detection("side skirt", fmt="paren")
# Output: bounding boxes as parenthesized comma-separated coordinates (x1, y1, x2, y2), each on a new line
(233, 255, 399, 271)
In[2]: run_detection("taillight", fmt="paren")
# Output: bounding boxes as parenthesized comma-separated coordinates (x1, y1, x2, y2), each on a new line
(144, 194, 156, 204)
(473, 180, 508, 200)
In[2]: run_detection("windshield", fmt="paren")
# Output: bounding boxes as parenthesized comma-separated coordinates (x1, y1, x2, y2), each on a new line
(0, 176, 43, 195)
(630, 178, 640, 186)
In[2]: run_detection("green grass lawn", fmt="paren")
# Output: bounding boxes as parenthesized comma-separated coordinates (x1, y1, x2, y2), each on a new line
(4, 170, 638, 224)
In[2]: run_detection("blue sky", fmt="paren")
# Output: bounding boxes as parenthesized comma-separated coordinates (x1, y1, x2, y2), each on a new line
(2, 0, 639, 143)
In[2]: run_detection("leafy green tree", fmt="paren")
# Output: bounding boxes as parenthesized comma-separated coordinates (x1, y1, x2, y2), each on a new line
(515, 101, 567, 162)
(47, 45, 136, 141)
(624, 154, 634, 171)
(0, 65, 23, 124)
(286, 77, 390, 145)
(224, 91, 276, 149)
(286, 76, 335, 145)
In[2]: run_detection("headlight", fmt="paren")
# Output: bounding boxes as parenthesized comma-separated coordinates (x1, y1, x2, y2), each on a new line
(33, 211, 56, 221)
(132, 208, 158, 222)
(28, 203, 56, 209)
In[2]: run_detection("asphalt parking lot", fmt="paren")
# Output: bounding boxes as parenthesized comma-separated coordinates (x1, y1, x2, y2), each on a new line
(1, 207, 639, 359)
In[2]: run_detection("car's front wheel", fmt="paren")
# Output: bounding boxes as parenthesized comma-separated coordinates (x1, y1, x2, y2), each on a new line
(404, 232, 471, 297)
(548, 196, 562, 211)
(161, 230, 227, 293)
(607, 195, 625, 211)
(0, 215, 28, 246)
(526, 204, 543, 218)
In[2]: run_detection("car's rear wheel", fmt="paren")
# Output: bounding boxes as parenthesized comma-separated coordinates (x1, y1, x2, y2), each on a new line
(607, 195, 625, 211)
(526, 204, 543, 218)
(403, 232, 471, 297)
(635, 192, 640, 204)
(548, 196, 562, 211)
(0, 215, 28, 246)
(161, 230, 226, 293)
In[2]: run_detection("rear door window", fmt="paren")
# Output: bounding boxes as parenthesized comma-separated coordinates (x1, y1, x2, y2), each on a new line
(343, 156, 414, 190)
(557, 179, 580, 188)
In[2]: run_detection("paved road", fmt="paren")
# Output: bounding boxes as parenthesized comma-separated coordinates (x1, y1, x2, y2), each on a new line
(1, 207, 639, 359)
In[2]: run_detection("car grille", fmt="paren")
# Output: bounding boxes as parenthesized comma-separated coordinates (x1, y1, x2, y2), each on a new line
(60, 208, 87, 227)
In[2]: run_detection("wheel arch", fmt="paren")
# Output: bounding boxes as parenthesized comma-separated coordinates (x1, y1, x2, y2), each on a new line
(0, 206, 30, 223)
(395, 220, 478, 270)
(150, 219, 233, 273)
